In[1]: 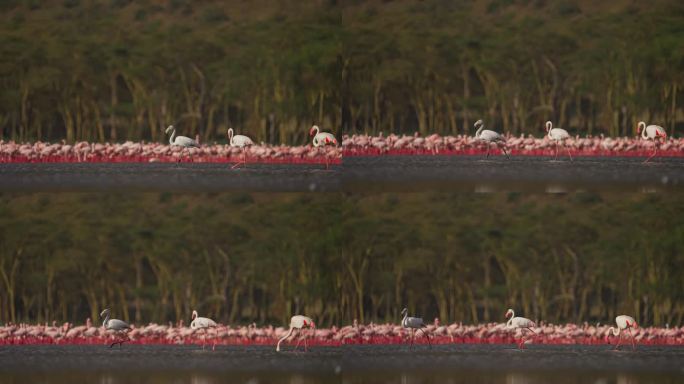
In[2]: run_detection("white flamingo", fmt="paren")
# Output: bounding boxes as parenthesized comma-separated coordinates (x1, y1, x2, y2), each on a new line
(400, 308, 431, 348)
(545, 121, 572, 161)
(165, 125, 199, 147)
(191, 310, 218, 350)
(100, 308, 131, 348)
(474, 120, 509, 159)
(608, 315, 638, 350)
(637, 121, 667, 163)
(227, 128, 254, 169)
(310, 125, 337, 169)
(276, 315, 315, 352)
(505, 309, 537, 349)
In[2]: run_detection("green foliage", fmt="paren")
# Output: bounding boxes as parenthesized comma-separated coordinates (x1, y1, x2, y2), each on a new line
(0, 0, 682, 143)
(0, 192, 682, 327)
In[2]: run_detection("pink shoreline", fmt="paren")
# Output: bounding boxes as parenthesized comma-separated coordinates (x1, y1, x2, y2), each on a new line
(2, 335, 683, 347)
(343, 148, 684, 158)
(0, 155, 341, 165)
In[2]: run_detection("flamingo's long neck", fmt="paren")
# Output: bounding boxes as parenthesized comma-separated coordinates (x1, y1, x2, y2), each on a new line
(641, 123, 648, 139)
(102, 312, 110, 328)
(507, 310, 515, 327)
(610, 326, 620, 336)
(169, 129, 176, 145)
(402, 312, 408, 327)
(276, 326, 294, 352)
(312, 127, 320, 147)
(228, 129, 234, 146)
(475, 123, 484, 138)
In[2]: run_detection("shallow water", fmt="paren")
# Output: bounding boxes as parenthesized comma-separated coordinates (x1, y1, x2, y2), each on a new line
(343, 156, 684, 192)
(0, 163, 340, 192)
(1, 345, 682, 384)
(1, 156, 682, 192)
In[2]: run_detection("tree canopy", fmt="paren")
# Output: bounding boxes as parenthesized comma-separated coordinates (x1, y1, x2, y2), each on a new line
(1, 0, 682, 143)
(1, 192, 682, 327)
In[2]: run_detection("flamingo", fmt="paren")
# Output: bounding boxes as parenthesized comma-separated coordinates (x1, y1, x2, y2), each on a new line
(276, 315, 315, 352)
(545, 121, 573, 161)
(505, 309, 536, 349)
(190, 310, 218, 350)
(637, 121, 667, 163)
(310, 125, 337, 169)
(227, 128, 254, 169)
(607, 315, 638, 350)
(165, 125, 198, 148)
(474, 119, 509, 159)
(400, 308, 431, 348)
(165, 125, 198, 162)
(100, 308, 131, 348)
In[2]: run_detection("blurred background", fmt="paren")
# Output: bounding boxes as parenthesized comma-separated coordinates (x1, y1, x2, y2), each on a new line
(0, 0, 682, 143)
(1, 192, 682, 327)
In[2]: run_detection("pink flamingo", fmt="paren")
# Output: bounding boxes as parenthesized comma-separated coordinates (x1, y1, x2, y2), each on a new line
(505, 309, 537, 349)
(607, 315, 638, 350)
(638, 121, 667, 163)
(276, 315, 315, 352)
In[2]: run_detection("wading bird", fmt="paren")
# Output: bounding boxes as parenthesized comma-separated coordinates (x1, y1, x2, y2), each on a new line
(276, 315, 315, 352)
(545, 121, 573, 161)
(227, 128, 254, 169)
(100, 308, 131, 348)
(310, 125, 337, 169)
(474, 120, 509, 159)
(190, 310, 218, 350)
(637, 121, 667, 163)
(401, 308, 431, 348)
(607, 315, 638, 351)
(505, 309, 536, 349)
(165, 125, 199, 148)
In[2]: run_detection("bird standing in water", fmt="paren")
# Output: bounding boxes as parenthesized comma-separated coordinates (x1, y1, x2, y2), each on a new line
(607, 315, 638, 351)
(401, 308, 431, 348)
(100, 308, 131, 348)
(276, 315, 315, 352)
(505, 309, 537, 349)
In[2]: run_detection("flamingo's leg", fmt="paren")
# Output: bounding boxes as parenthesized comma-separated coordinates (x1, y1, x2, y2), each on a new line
(501, 146, 510, 160)
(614, 333, 623, 350)
(645, 143, 657, 163)
(419, 328, 432, 348)
(565, 143, 573, 161)
(629, 328, 636, 350)
(294, 329, 302, 351)
(410, 329, 415, 348)
(304, 328, 309, 352)
(555, 143, 559, 160)
(486, 144, 490, 159)
(231, 153, 242, 169)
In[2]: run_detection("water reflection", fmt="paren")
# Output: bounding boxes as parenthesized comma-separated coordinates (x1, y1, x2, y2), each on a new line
(2, 370, 684, 384)
(339, 371, 684, 384)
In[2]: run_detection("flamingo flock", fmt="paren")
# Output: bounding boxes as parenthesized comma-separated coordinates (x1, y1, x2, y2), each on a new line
(0, 122, 680, 165)
(343, 121, 681, 159)
(2, 314, 682, 349)
(0, 125, 340, 166)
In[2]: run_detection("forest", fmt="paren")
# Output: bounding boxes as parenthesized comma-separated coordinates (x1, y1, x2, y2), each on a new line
(1, 0, 683, 143)
(1, 192, 682, 327)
